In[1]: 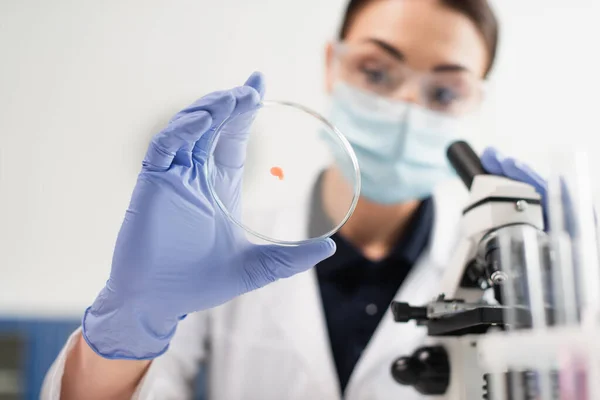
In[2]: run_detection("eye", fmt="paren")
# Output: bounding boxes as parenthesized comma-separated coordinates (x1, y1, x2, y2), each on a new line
(360, 66, 389, 86)
(430, 87, 459, 106)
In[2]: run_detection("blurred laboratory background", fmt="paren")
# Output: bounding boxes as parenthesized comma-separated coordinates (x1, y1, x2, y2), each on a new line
(0, 0, 599, 398)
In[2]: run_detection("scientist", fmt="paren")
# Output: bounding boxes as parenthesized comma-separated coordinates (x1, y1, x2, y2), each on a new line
(43, 0, 546, 399)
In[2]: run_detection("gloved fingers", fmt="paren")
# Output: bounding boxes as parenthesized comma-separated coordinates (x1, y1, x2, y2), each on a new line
(198, 72, 265, 169)
(205, 90, 264, 169)
(481, 147, 547, 193)
(480, 147, 505, 175)
(211, 167, 244, 219)
(169, 89, 237, 126)
(176, 90, 239, 158)
(266, 238, 336, 278)
(243, 71, 266, 99)
(500, 158, 547, 196)
(143, 73, 264, 171)
(244, 239, 336, 290)
(170, 72, 263, 124)
(143, 111, 213, 171)
(480, 148, 549, 230)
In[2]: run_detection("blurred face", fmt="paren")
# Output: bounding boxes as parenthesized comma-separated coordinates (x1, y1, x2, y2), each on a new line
(326, 0, 489, 116)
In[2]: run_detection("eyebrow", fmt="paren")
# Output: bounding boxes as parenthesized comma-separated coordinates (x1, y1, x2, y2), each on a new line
(365, 38, 405, 61)
(433, 64, 469, 73)
(364, 38, 471, 73)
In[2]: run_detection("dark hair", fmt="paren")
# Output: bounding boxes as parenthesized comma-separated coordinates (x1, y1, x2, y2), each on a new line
(338, 0, 499, 77)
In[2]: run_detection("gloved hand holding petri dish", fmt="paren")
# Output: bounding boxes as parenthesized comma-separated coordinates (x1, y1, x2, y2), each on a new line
(206, 100, 361, 245)
(82, 74, 350, 360)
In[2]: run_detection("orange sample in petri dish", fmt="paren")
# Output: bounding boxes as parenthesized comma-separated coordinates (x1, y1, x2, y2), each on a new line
(270, 166, 284, 180)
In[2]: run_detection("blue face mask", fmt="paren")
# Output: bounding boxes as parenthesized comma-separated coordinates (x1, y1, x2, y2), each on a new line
(326, 83, 463, 204)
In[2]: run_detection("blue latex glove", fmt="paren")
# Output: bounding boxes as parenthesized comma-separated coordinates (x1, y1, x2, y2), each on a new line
(83, 72, 336, 360)
(481, 147, 549, 229)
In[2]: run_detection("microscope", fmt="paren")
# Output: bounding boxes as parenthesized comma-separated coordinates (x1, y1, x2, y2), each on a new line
(390, 141, 547, 399)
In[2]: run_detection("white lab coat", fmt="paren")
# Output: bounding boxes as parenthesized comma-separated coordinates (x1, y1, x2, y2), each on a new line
(41, 178, 467, 400)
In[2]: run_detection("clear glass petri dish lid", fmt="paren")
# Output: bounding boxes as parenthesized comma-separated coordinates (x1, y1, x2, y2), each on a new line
(206, 100, 361, 246)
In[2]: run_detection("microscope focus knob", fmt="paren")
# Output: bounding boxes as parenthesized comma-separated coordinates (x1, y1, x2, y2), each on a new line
(391, 346, 450, 395)
(390, 301, 428, 322)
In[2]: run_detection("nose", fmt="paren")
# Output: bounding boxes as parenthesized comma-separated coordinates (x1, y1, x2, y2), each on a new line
(395, 79, 422, 106)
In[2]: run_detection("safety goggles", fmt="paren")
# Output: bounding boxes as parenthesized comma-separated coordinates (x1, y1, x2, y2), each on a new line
(331, 41, 486, 116)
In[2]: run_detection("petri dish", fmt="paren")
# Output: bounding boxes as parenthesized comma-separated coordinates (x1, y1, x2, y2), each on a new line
(205, 100, 361, 246)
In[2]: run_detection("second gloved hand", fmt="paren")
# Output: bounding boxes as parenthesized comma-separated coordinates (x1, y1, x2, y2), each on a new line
(82, 72, 336, 360)
(480, 147, 549, 229)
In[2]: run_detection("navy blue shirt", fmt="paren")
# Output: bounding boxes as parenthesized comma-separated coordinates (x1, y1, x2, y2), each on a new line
(309, 177, 434, 393)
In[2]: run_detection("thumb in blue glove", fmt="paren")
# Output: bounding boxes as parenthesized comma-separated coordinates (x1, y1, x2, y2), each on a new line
(82, 72, 336, 360)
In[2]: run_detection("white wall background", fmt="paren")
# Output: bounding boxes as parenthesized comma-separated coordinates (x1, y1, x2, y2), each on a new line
(0, 0, 599, 317)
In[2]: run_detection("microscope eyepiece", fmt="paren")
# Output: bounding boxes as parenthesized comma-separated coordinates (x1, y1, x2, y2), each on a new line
(447, 141, 488, 189)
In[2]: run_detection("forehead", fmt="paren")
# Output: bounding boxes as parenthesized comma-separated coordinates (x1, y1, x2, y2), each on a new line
(343, 0, 488, 76)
